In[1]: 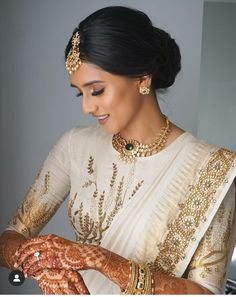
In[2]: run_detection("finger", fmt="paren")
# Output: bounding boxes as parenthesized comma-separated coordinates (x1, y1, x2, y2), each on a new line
(69, 271, 90, 295)
(38, 283, 54, 295)
(14, 241, 55, 269)
(15, 234, 55, 256)
(24, 259, 51, 278)
(61, 281, 79, 295)
(39, 280, 65, 295)
(52, 281, 66, 295)
(22, 250, 54, 274)
(50, 284, 64, 295)
(74, 280, 90, 295)
(25, 257, 62, 278)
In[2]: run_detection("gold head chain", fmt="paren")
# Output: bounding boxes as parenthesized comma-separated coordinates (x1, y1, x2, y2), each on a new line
(65, 31, 82, 74)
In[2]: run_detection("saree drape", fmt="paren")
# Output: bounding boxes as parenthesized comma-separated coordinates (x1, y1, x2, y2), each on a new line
(6, 126, 236, 294)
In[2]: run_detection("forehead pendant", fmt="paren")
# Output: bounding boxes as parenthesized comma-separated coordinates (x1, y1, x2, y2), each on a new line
(65, 31, 82, 74)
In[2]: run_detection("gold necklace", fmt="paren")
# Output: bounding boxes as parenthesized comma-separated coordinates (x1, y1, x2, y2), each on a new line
(112, 116, 171, 163)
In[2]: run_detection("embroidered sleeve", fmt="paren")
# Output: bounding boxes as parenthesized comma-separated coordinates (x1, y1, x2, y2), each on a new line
(186, 180, 236, 294)
(5, 129, 73, 238)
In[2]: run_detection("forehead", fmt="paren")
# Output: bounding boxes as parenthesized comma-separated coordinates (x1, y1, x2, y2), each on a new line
(70, 62, 112, 85)
(69, 62, 135, 87)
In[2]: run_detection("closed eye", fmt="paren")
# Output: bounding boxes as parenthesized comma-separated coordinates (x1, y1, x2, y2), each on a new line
(76, 88, 105, 97)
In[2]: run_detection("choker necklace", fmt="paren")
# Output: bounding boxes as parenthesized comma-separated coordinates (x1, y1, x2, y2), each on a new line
(112, 116, 171, 163)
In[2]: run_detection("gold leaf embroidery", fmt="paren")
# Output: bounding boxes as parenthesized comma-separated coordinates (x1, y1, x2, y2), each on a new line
(128, 180, 144, 200)
(87, 156, 94, 175)
(110, 163, 117, 188)
(68, 156, 144, 245)
(149, 148, 236, 276)
(8, 170, 59, 237)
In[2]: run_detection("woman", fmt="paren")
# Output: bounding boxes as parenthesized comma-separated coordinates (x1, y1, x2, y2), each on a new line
(0, 5, 235, 295)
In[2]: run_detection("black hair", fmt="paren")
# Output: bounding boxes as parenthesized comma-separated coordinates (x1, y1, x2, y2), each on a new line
(65, 6, 181, 91)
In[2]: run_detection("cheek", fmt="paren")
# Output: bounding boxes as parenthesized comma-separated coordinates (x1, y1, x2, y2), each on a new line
(107, 87, 139, 113)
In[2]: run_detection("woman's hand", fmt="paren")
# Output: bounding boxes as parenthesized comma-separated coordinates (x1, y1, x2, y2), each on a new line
(33, 268, 90, 294)
(14, 233, 130, 291)
(13, 234, 106, 277)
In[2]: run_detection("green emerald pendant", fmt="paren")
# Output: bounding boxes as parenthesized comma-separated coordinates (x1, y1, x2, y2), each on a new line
(125, 143, 134, 151)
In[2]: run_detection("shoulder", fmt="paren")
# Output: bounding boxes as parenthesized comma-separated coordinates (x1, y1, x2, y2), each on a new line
(58, 125, 110, 158)
(70, 125, 106, 140)
(183, 131, 236, 158)
(56, 125, 107, 144)
(183, 132, 236, 186)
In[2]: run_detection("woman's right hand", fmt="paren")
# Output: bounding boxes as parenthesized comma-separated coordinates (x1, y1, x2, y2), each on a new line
(33, 268, 90, 295)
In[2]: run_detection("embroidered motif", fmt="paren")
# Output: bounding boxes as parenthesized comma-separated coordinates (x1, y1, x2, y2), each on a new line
(68, 156, 144, 245)
(188, 208, 233, 287)
(8, 170, 59, 237)
(149, 148, 236, 276)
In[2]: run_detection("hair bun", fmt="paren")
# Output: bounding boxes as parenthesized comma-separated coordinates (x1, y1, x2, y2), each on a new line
(151, 27, 181, 89)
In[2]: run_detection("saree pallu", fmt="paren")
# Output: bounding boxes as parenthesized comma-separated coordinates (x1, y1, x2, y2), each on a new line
(5, 126, 236, 294)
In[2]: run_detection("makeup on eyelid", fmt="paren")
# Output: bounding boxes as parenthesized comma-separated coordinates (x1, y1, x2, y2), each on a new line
(76, 88, 105, 97)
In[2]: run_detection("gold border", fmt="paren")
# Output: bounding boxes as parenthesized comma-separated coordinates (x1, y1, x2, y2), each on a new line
(149, 148, 236, 275)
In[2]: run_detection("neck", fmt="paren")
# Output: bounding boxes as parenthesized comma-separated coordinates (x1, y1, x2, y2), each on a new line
(119, 95, 167, 144)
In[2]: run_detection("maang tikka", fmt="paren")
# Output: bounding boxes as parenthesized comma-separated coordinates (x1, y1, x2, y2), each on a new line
(65, 31, 82, 74)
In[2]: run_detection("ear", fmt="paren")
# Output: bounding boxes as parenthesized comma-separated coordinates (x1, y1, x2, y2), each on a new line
(136, 74, 152, 89)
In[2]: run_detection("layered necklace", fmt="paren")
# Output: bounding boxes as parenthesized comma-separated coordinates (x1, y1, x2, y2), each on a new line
(112, 116, 171, 163)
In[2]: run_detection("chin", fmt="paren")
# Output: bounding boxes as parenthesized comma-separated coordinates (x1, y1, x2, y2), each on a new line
(100, 123, 121, 135)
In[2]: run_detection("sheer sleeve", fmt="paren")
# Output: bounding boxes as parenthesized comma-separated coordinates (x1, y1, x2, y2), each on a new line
(5, 128, 74, 238)
(186, 179, 236, 294)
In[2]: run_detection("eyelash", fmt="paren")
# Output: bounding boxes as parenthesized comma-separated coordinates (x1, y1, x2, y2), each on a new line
(76, 88, 105, 97)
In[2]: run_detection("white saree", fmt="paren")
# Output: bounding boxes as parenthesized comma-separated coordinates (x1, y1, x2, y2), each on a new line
(6, 126, 236, 294)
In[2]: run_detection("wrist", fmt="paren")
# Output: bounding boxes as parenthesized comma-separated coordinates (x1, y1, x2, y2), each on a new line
(121, 260, 154, 294)
(76, 244, 107, 271)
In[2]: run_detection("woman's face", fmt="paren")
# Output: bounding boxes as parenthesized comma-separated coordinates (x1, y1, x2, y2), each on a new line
(69, 62, 146, 135)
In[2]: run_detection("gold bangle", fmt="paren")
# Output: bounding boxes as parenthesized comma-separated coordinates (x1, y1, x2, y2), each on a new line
(122, 259, 138, 294)
(144, 265, 152, 294)
(121, 260, 154, 295)
(135, 264, 146, 293)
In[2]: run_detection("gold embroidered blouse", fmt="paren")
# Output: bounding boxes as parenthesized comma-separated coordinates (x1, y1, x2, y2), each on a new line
(5, 125, 236, 294)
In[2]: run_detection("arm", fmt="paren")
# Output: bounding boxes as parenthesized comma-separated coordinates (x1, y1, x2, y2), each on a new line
(91, 248, 214, 294)
(98, 180, 236, 294)
(0, 129, 89, 293)
(13, 190, 233, 295)
(0, 130, 72, 267)
(14, 235, 213, 294)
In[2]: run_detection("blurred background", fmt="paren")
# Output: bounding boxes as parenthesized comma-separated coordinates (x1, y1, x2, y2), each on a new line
(0, 0, 236, 294)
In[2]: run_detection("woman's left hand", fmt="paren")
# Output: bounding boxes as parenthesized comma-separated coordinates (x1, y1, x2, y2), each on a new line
(13, 234, 106, 278)
(34, 268, 90, 294)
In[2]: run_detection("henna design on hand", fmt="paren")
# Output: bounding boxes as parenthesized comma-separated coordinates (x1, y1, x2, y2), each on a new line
(96, 249, 130, 291)
(14, 234, 106, 277)
(13, 233, 132, 292)
(34, 268, 90, 295)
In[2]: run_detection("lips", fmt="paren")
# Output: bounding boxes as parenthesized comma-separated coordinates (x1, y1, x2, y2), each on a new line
(95, 114, 109, 120)
(96, 114, 110, 125)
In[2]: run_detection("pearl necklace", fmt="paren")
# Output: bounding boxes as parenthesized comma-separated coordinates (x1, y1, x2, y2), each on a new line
(112, 116, 171, 163)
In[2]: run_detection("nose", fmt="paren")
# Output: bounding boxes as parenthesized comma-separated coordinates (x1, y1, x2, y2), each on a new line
(82, 96, 98, 115)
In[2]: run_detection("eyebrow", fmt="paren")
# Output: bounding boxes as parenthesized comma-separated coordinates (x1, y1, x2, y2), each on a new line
(70, 80, 105, 88)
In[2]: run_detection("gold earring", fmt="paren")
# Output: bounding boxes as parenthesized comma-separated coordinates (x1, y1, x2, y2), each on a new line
(139, 86, 150, 95)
